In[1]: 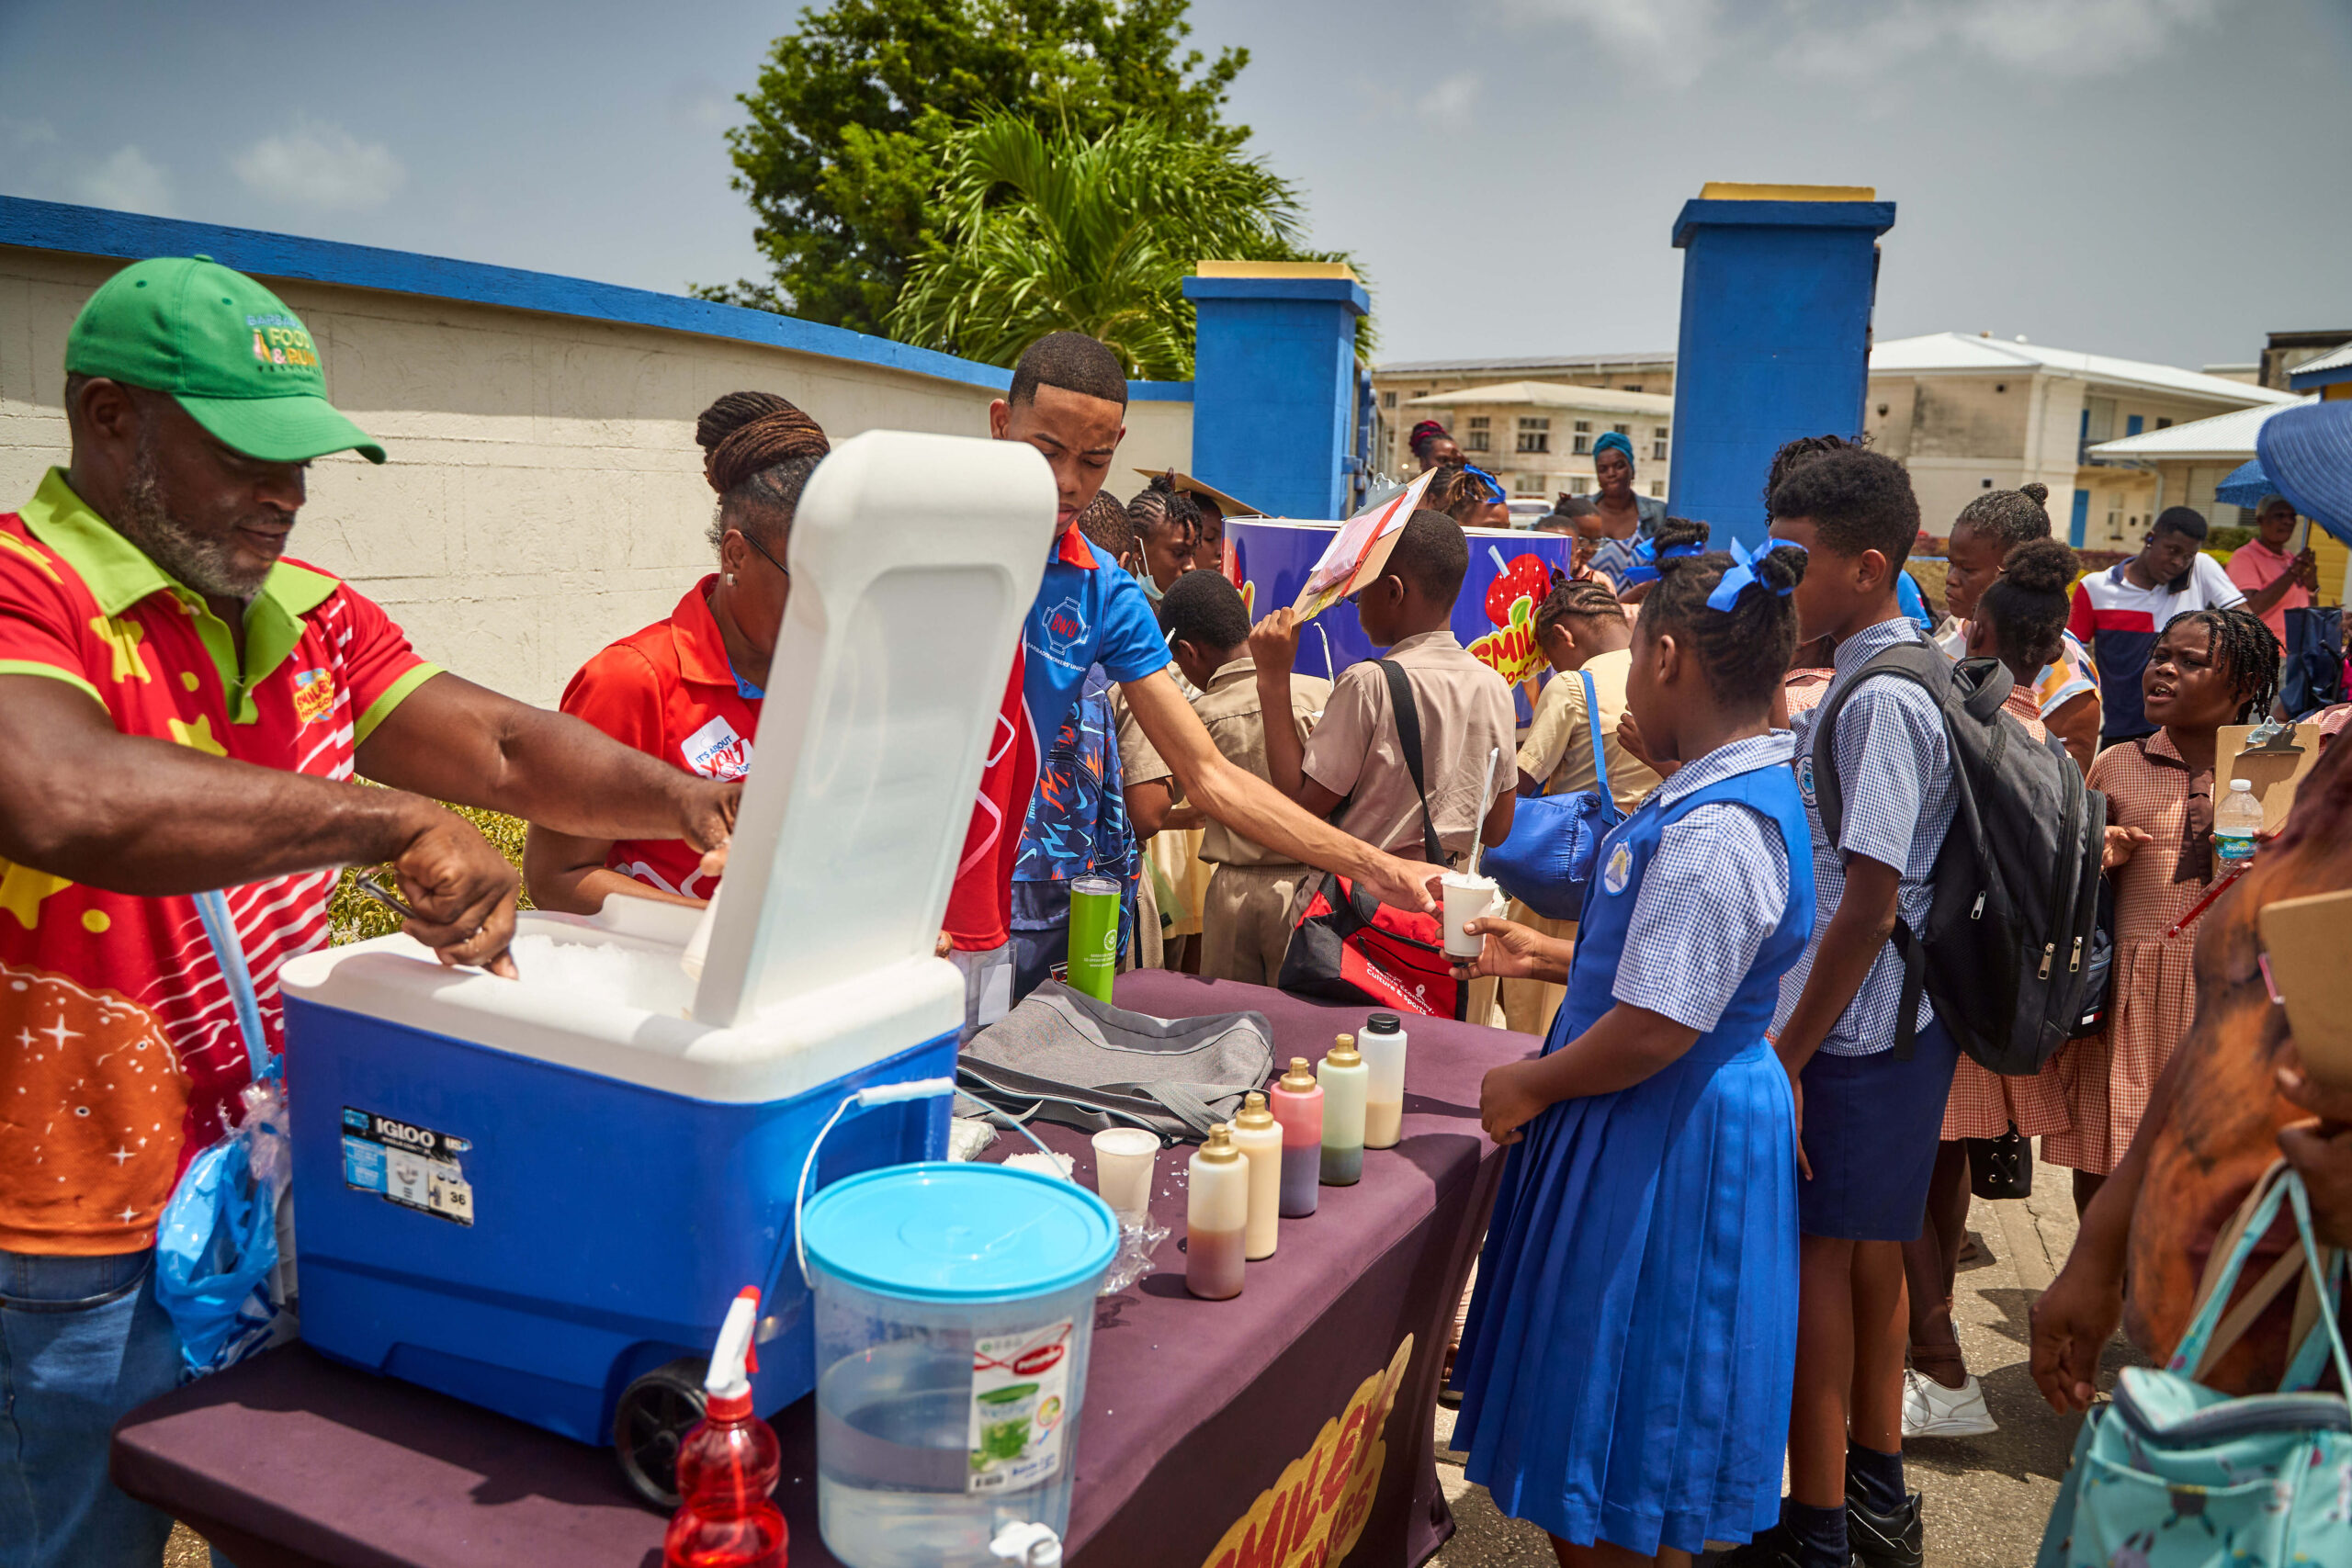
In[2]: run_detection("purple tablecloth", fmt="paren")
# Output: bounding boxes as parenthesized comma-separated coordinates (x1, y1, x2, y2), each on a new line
(112, 974, 1530, 1568)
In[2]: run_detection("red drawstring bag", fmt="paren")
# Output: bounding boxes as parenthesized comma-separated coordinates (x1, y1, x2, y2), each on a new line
(1274, 658, 1464, 1021)
(1278, 874, 1462, 1020)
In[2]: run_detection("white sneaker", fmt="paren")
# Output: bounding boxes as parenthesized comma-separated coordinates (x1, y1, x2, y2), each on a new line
(1903, 1368, 1997, 1438)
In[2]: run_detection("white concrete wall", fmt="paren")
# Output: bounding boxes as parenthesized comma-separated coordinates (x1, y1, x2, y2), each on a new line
(1, 244, 1191, 707)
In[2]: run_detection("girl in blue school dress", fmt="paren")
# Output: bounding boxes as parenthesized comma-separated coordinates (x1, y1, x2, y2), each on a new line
(1449, 539, 1817, 1567)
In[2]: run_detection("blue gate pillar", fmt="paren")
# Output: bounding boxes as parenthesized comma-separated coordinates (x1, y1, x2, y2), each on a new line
(1667, 185, 1896, 551)
(1182, 262, 1369, 519)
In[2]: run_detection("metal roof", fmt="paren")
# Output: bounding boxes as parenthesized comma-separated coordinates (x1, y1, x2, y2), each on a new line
(2289, 340, 2352, 389)
(1406, 380, 1677, 415)
(2085, 395, 2316, 462)
(1374, 351, 1674, 376)
(1870, 333, 2295, 409)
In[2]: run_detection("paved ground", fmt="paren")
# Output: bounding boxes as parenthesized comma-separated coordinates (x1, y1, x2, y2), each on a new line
(165, 1155, 2120, 1567)
(1430, 1150, 2131, 1568)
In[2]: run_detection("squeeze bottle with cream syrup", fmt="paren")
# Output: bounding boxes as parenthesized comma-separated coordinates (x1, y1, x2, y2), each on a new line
(1228, 1092, 1283, 1260)
(1318, 1034, 1368, 1186)
(1359, 1012, 1408, 1149)
(1267, 1059, 1324, 1217)
(1186, 1123, 1249, 1300)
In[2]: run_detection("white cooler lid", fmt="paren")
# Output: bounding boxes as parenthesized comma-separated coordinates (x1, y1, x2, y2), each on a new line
(280, 431, 1057, 1102)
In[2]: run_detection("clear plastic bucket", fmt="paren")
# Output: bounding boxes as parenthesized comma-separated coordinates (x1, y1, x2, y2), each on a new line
(803, 1163, 1116, 1567)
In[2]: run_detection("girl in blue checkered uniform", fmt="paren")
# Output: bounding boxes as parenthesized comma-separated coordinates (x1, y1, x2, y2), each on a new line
(1449, 540, 1816, 1565)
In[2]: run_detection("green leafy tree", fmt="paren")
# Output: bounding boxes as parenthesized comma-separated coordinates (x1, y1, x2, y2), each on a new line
(700, 0, 1249, 335)
(887, 111, 1363, 378)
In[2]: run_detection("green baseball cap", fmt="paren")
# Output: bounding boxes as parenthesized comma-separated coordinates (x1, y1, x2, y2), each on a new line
(64, 255, 385, 465)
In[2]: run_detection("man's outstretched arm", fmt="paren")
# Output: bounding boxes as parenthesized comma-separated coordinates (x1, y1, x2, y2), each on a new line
(1119, 669, 1438, 913)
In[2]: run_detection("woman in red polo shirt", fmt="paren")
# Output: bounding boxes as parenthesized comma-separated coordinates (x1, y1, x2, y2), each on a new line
(523, 392, 827, 909)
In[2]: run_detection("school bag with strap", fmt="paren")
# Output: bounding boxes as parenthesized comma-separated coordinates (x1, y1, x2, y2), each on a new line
(1811, 645, 2108, 1073)
(1481, 668, 1626, 922)
(2035, 1159, 2352, 1568)
(1278, 659, 1464, 1020)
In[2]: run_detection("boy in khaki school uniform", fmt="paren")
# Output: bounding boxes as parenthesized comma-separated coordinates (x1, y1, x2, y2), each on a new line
(1250, 510, 1518, 900)
(1155, 570, 1334, 984)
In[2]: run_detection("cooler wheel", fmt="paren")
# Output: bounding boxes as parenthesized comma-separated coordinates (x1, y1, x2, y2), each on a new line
(613, 1357, 708, 1509)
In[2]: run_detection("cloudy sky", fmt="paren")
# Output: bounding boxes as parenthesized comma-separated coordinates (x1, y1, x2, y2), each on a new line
(5, 0, 2346, 371)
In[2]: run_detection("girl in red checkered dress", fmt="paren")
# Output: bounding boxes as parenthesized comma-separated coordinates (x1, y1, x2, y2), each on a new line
(2043, 606, 2280, 1220)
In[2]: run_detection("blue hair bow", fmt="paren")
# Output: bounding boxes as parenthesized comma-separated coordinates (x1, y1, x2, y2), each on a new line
(1706, 538, 1804, 612)
(1618, 531, 1707, 588)
(1462, 464, 1507, 504)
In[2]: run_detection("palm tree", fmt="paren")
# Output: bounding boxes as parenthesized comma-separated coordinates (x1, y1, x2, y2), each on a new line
(888, 111, 1366, 379)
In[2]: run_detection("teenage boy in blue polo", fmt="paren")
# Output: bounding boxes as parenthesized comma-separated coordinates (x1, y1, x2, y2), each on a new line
(1727, 448, 1958, 1568)
(945, 333, 1437, 1033)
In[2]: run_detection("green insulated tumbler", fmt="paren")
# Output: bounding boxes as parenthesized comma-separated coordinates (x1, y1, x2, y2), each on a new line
(1066, 874, 1121, 1002)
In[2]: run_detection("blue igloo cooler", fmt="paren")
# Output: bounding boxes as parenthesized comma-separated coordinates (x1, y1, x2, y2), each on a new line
(277, 428, 1060, 1506)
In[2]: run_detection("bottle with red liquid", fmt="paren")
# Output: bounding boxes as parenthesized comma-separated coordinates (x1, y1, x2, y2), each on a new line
(664, 1287, 787, 1568)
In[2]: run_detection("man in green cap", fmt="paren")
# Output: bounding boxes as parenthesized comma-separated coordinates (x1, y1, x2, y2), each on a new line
(0, 257, 739, 1565)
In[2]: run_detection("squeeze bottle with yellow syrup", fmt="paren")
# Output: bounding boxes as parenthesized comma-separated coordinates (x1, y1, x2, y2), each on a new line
(1318, 1034, 1368, 1186)
(1228, 1092, 1283, 1260)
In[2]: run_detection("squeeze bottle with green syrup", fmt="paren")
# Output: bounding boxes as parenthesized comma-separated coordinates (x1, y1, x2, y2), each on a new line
(1268, 1058, 1324, 1217)
(663, 1287, 786, 1567)
(1186, 1123, 1249, 1300)
(1359, 1012, 1408, 1149)
(1318, 1033, 1368, 1185)
(1228, 1091, 1283, 1260)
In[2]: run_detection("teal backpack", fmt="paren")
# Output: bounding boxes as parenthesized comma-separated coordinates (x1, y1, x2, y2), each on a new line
(2038, 1161, 2352, 1568)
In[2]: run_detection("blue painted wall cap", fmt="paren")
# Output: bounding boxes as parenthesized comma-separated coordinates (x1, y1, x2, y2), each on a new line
(1672, 198, 1897, 249)
(802, 1162, 1117, 1304)
(1182, 275, 1369, 314)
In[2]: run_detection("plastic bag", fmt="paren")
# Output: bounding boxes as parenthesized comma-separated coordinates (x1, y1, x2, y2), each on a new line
(1097, 1213, 1168, 1296)
(152, 888, 299, 1377)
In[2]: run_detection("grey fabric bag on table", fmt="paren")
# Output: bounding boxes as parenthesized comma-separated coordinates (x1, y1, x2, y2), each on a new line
(957, 980, 1276, 1145)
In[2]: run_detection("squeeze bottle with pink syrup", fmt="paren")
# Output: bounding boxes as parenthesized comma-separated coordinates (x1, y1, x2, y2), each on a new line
(1268, 1058, 1323, 1217)
(1186, 1123, 1249, 1300)
(664, 1288, 787, 1568)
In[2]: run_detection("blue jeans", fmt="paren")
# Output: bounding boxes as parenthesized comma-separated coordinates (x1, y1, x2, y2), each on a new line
(0, 1247, 181, 1568)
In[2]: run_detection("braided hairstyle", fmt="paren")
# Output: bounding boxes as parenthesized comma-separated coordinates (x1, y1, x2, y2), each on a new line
(1635, 543, 1811, 712)
(1532, 576, 1624, 641)
(1128, 472, 1202, 556)
(1974, 537, 2075, 676)
(696, 391, 830, 554)
(1076, 491, 1136, 565)
(1653, 516, 1710, 554)
(2164, 605, 2280, 724)
(1955, 481, 2052, 547)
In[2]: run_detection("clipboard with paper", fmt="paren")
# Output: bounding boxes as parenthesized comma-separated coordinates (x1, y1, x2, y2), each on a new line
(1292, 469, 1434, 622)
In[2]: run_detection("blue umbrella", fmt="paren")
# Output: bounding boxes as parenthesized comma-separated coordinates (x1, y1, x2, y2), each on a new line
(2214, 457, 2274, 509)
(2256, 403, 2352, 547)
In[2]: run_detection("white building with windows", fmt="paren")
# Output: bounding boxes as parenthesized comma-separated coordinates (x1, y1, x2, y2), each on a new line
(1399, 382, 1675, 499)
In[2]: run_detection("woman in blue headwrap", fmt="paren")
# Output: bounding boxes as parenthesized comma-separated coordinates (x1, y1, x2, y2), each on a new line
(1586, 429, 1668, 586)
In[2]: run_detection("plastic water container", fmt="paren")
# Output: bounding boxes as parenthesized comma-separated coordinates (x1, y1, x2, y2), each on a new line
(2215, 776, 2263, 869)
(802, 1165, 1116, 1567)
(279, 431, 1061, 1497)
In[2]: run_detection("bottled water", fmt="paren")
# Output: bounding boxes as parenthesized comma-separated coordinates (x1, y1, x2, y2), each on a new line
(2214, 778, 2262, 870)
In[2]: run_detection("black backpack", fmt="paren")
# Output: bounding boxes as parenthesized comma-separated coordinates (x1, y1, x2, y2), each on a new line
(1812, 644, 2108, 1075)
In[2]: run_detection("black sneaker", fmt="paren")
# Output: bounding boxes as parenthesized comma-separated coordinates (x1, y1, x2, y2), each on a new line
(1842, 1483, 1924, 1568)
(1714, 1521, 1859, 1568)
